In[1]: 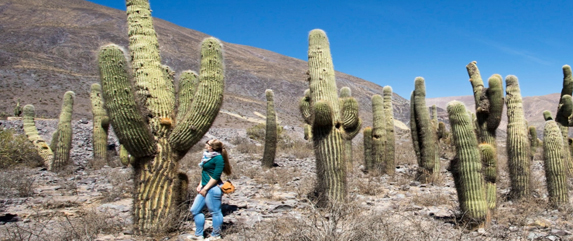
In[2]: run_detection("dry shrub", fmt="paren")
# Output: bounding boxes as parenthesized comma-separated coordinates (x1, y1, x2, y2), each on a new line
(412, 191, 453, 207)
(351, 175, 387, 196)
(2, 208, 126, 241)
(279, 139, 313, 159)
(0, 169, 35, 198)
(0, 128, 44, 169)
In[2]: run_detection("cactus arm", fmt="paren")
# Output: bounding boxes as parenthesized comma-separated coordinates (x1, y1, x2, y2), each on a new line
(447, 101, 487, 226)
(557, 95, 573, 126)
(170, 37, 225, 152)
(98, 44, 156, 158)
(383, 86, 396, 175)
(308, 29, 340, 121)
(543, 110, 553, 121)
(466, 61, 485, 105)
(410, 91, 422, 166)
(22, 104, 53, 166)
(262, 89, 277, 168)
(175, 70, 199, 123)
(340, 96, 361, 139)
(126, 0, 175, 137)
(313, 100, 334, 127)
(304, 124, 312, 140)
(505, 75, 531, 200)
(543, 120, 569, 208)
(49, 130, 59, 153)
(51, 91, 75, 170)
(485, 75, 504, 130)
(479, 143, 497, 211)
(300, 89, 312, 124)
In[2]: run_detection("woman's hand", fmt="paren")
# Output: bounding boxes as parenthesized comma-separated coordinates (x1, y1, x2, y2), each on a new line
(196, 184, 202, 193)
(199, 188, 207, 197)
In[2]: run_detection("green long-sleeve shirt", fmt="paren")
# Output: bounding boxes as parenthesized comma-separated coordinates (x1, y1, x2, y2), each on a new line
(201, 154, 224, 186)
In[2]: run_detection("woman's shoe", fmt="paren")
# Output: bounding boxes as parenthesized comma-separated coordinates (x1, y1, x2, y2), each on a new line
(207, 235, 222, 240)
(187, 234, 204, 240)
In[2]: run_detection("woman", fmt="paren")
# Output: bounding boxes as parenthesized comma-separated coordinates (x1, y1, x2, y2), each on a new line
(189, 139, 232, 240)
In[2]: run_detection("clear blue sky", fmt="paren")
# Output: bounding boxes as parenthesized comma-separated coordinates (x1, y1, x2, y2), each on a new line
(86, 0, 573, 99)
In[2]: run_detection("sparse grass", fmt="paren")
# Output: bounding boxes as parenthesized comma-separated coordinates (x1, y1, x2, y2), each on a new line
(0, 169, 36, 198)
(100, 168, 132, 203)
(0, 128, 44, 169)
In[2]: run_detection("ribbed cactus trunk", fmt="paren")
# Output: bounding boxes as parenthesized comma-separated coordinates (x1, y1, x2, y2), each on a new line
(340, 87, 354, 172)
(447, 101, 487, 228)
(299, 30, 361, 206)
(22, 105, 53, 167)
(383, 86, 395, 175)
(262, 89, 277, 168)
(363, 127, 373, 171)
(371, 94, 386, 173)
(505, 75, 531, 200)
(543, 120, 569, 208)
(555, 65, 573, 175)
(466, 62, 503, 213)
(411, 77, 439, 183)
(52, 91, 75, 171)
(97, 0, 224, 233)
(90, 83, 109, 164)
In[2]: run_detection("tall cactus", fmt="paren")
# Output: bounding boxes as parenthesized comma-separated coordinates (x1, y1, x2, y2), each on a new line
(447, 101, 488, 228)
(542, 119, 569, 208)
(383, 86, 395, 175)
(51, 91, 75, 171)
(410, 77, 439, 183)
(505, 75, 531, 200)
(262, 89, 277, 168)
(299, 29, 361, 205)
(97, 0, 224, 233)
(466, 62, 503, 211)
(22, 104, 53, 167)
(363, 127, 374, 171)
(371, 94, 386, 173)
(90, 83, 109, 164)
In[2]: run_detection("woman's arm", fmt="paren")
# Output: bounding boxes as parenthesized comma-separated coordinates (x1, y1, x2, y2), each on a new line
(199, 178, 218, 197)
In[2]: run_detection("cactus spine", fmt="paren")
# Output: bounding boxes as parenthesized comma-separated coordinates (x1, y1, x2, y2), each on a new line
(262, 89, 277, 168)
(505, 75, 531, 200)
(22, 104, 54, 167)
(51, 91, 75, 171)
(383, 86, 395, 175)
(542, 119, 569, 208)
(97, 0, 224, 233)
(371, 94, 386, 173)
(466, 62, 503, 212)
(410, 77, 439, 183)
(90, 83, 109, 164)
(447, 101, 487, 227)
(299, 29, 361, 205)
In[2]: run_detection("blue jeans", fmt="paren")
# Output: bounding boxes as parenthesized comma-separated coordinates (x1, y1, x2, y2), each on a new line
(190, 186, 223, 237)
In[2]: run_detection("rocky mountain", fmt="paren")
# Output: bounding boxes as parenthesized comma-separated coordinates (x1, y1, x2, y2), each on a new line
(0, 0, 409, 132)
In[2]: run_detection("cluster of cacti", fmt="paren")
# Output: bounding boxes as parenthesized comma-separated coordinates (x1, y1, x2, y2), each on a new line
(410, 77, 439, 183)
(447, 101, 488, 227)
(554, 65, 573, 175)
(96, 0, 225, 233)
(262, 89, 277, 168)
(22, 91, 75, 171)
(505, 75, 531, 200)
(14, 99, 22, 117)
(299, 29, 361, 205)
(465, 62, 503, 211)
(366, 86, 395, 175)
(90, 83, 109, 164)
(542, 118, 569, 208)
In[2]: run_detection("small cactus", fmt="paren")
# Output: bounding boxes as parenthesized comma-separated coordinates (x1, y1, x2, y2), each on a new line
(52, 91, 75, 171)
(371, 94, 386, 173)
(505, 75, 531, 200)
(542, 119, 569, 208)
(22, 104, 54, 167)
(363, 127, 373, 171)
(13, 99, 22, 117)
(262, 89, 277, 168)
(91, 83, 109, 164)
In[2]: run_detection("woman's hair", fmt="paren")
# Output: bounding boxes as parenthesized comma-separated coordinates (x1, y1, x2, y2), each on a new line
(210, 139, 232, 175)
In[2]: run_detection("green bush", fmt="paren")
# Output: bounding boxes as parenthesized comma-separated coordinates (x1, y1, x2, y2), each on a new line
(0, 128, 44, 168)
